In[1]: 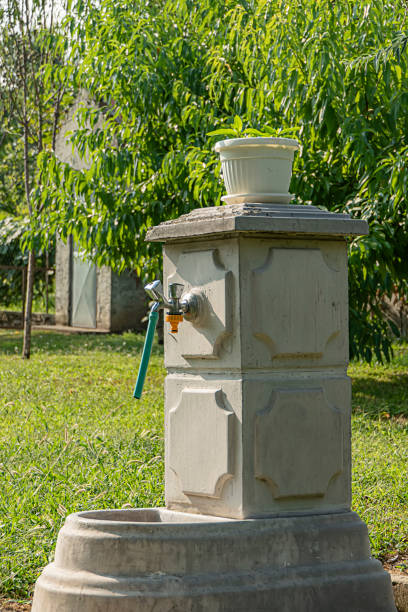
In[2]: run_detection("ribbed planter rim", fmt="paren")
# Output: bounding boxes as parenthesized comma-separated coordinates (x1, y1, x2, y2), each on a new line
(214, 137, 300, 152)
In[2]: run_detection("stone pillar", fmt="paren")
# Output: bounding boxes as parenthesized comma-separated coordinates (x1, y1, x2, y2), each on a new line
(96, 266, 112, 330)
(55, 237, 72, 326)
(146, 203, 364, 520)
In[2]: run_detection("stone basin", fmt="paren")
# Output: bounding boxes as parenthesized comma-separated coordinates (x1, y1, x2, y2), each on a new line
(32, 508, 395, 612)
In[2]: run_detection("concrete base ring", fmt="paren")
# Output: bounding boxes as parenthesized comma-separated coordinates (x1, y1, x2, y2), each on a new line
(32, 508, 396, 612)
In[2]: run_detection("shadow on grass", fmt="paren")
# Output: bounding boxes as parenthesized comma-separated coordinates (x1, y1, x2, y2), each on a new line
(0, 330, 163, 357)
(351, 344, 408, 420)
(352, 373, 408, 420)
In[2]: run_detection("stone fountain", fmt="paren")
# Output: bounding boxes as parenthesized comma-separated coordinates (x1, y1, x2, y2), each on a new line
(32, 141, 396, 611)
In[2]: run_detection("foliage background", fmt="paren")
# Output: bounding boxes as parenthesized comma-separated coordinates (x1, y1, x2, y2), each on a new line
(32, 0, 408, 360)
(0, 217, 54, 309)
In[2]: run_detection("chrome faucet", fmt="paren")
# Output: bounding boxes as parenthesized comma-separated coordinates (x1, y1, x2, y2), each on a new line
(134, 279, 203, 399)
(145, 281, 184, 314)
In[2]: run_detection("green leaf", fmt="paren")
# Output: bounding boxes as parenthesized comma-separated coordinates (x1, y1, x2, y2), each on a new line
(206, 128, 238, 137)
(233, 115, 243, 133)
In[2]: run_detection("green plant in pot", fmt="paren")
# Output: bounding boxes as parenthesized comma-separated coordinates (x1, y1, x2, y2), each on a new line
(209, 117, 300, 204)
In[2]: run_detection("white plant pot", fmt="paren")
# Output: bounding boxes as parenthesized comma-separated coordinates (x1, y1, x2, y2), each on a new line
(214, 137, 300, 204)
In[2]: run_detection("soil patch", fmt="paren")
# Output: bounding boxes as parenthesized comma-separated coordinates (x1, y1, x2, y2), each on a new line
(0, 599, 31, 611)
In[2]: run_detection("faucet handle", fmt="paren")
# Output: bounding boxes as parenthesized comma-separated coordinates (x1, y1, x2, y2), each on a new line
(168, 283, 184, 300)
(145, 280, 165, 303)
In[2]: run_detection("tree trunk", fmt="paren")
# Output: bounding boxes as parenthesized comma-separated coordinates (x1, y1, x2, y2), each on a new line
(45, 250, 49, 314)
(22, 249, 35, 359)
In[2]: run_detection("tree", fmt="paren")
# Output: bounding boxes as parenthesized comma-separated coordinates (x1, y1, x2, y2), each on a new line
(0, 0, 71, 357)
(36, 0, 408, 361)
(0, 115, 26, 217)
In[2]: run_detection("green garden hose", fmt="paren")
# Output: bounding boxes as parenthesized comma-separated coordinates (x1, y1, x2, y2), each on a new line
(133, 308, 159, 399)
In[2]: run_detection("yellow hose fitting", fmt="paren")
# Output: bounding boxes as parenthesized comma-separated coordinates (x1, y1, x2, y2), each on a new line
(165, 313, 183, 333)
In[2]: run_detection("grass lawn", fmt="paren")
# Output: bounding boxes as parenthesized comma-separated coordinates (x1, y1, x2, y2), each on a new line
(0, 330, 407, 602)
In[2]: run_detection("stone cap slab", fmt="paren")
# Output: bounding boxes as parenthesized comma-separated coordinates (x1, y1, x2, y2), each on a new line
(146, 203, 369, 242)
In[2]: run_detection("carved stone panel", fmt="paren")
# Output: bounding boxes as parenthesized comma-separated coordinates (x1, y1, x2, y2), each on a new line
(255, 388, 343, 499)
(167, 249, 233, 359)
(169, 388, 235, 498)
(252, 247, 343, 360)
